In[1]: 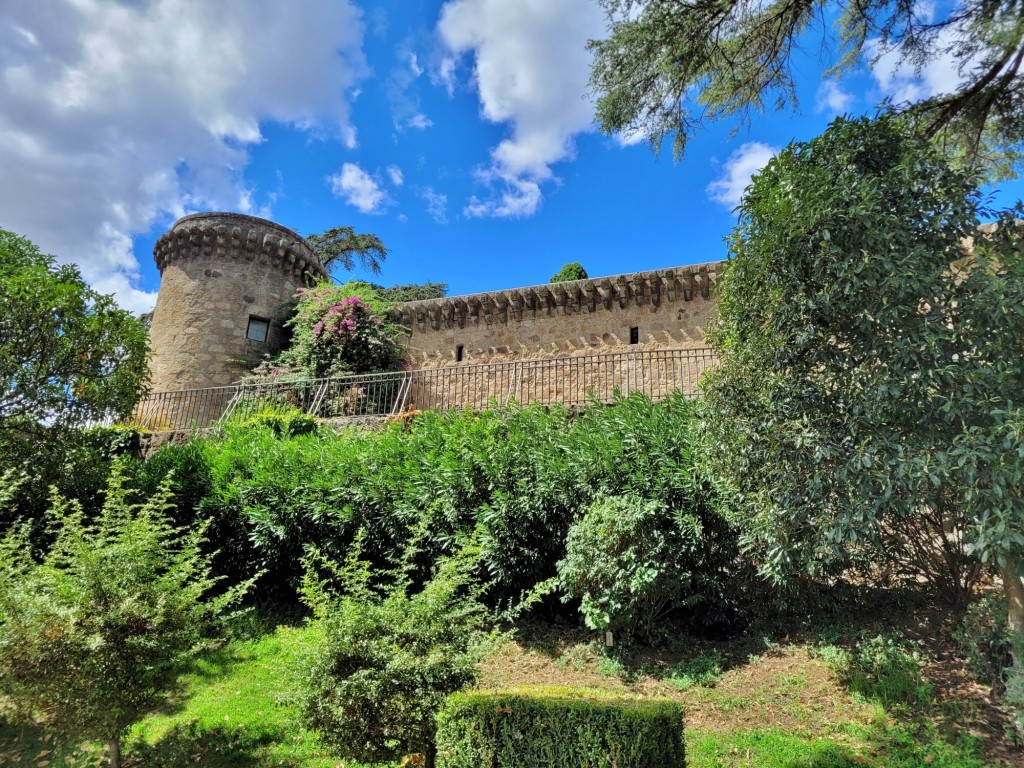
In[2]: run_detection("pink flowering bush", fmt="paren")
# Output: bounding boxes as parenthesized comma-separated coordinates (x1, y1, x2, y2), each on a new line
(281, 282, 403, 378)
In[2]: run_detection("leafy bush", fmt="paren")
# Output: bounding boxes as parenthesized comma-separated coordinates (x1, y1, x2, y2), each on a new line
(665, 652, 724, 690)
(845, 634, 933, 708)
(227, 403, 318, 436)
(1004, 632, 1024, 742)
(0, 424, 142, 538)
(435, 687, 685, 768)
(550, 262, 588, 283)
(954, 595, 1012, 691)
(276, 281, 402, 378)
(558, 494, 735, 641)
(300, 540, 496, 766)
(0, 464, 247, 767)
(141, 393, 739, 615)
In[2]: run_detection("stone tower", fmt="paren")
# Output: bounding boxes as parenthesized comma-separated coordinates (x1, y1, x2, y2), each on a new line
(148, 212, 327, 392)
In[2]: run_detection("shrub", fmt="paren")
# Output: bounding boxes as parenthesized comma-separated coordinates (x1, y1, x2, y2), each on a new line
(558, 494, 735, 641)
(550, 262, 588, 283)
(0, 464, 248, 767)
(846, 634, 933, 708)
(954, 595, 1012, 692)
(277, 281, 402, 378)
(435, 687, 685, 768)
(147, 393, 739, 611)
(1005, 631, 1024, 742)
(300, 540, 496, 767)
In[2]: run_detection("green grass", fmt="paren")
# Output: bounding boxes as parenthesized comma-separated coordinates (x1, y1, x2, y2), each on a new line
(688, 724, 989, 768)
(0, 623, 1002, 768)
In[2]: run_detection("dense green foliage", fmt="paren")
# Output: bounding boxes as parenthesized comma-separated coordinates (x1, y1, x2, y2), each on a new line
(372, 281, 448, 303)
(0, 466, 246, 767)
(305, 226, 387, 275)
(558, 494, 735, 641)
(270, 281, 403, 379)
(301, 543, 494, 766)
(435, 687, 685, 768)
(0, 229, 149, 437)
(700, 117, 1024, 623)
(589, 0, 1024, 174)
(137, 394, 737, 614)
(550, 262, 588, 283)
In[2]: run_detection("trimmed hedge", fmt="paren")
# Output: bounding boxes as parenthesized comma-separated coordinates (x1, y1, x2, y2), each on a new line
(435, 687, 685, 768)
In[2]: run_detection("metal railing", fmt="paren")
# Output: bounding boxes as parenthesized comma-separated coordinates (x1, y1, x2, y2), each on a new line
(132, 347, 717, 431)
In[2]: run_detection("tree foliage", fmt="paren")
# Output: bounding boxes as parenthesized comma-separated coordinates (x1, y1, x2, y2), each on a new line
(301, 539, 495, 767)
(0, 466, 247, 767)
(557, 494, 736, 641)
(0, 230, 149, 437)
(305, 226, 388, 275)
(589, 0, 1024, 174)
(550, 262, 589, 283)
(372, 281, 449, 303)
(700, 116, 1024, 626)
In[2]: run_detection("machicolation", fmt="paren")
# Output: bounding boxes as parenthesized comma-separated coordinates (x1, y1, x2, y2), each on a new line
(148, 212, 327, 392)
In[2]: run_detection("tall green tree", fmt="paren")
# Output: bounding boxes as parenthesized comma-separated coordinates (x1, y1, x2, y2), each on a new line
(699, 116, 1024, 630)
(0, 230, 149, 437)
(589, 0, 1024, 174)
(0, 467, 249, 767)
(550, 262, 589, 283)
(306, 226, 388, 275)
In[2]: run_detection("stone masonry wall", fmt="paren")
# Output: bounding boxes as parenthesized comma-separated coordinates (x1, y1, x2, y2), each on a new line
(389, 262, 722, 369)
(147, 213, 327, 395)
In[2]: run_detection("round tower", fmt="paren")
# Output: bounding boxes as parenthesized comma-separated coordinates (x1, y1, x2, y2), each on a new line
(148, 212, 327, 392)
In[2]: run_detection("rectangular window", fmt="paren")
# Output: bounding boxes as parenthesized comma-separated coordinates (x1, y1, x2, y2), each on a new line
(629, 326, 639, 345)
(247, 316, 270, 343)
(456, 344, 465, 362)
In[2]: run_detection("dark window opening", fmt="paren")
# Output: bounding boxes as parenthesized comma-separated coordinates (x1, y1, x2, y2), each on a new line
(247, 316, 270, 343)
(456, 344, 465, 362)
(629, 326, 639, 345)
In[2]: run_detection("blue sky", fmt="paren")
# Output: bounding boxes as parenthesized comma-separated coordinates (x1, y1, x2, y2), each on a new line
(2, 0, 1022, 314)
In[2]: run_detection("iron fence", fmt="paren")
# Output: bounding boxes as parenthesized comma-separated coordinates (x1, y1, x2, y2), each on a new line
(132, 347, 717, 431)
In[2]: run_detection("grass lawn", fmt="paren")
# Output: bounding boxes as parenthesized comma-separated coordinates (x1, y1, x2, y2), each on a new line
(0, 618, 1014, 767)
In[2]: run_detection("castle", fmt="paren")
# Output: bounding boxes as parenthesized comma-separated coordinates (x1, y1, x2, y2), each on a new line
(147, 212, 722, 398)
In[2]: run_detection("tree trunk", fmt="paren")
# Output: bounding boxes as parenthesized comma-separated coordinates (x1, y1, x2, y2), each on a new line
(108, 736, 122, 768)
(1001, 558, 1024, 645)
(425, 742, 437, 768)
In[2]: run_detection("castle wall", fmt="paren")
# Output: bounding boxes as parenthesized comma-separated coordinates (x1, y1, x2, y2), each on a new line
(389, 262, 722, 368)
(147, 213, 326, 393)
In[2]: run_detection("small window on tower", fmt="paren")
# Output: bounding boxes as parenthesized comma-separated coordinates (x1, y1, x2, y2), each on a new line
(456, 344, 465, 362)
(629, 326, 639, 345)
(247, 316, 270, 343)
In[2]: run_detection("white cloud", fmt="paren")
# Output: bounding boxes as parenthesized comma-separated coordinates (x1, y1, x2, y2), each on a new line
(0, 0, 367, 314)
(421, 187, 449, 224)
(816, 79, 854, 114)
(438, 0, 605, 218)
(707, 142, 779, 209)
(387, 165, 405, 186)
(866, 11, 970, 105)
(329, 163, 388, 214)
(387, 41, 433, 131)
(407, 113, 434, 130)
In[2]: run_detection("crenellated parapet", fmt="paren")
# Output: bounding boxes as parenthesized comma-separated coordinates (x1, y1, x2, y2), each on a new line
(154, 212, 327, 286)
(388, 262, 720, 332)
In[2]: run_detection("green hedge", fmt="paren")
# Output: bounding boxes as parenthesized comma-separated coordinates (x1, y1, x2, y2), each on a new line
(435, 687, 685, 768)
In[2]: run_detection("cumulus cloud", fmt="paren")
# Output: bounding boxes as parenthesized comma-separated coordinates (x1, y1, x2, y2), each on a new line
(437, 0, 605, 218)
(707, 142, 779, 209)
(421, 187, 449, 224)
(329, 163, 389, 214)
(0, 0, 367, 313)
(387, 165, 405, 186)
(816, 79, 854, 114)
